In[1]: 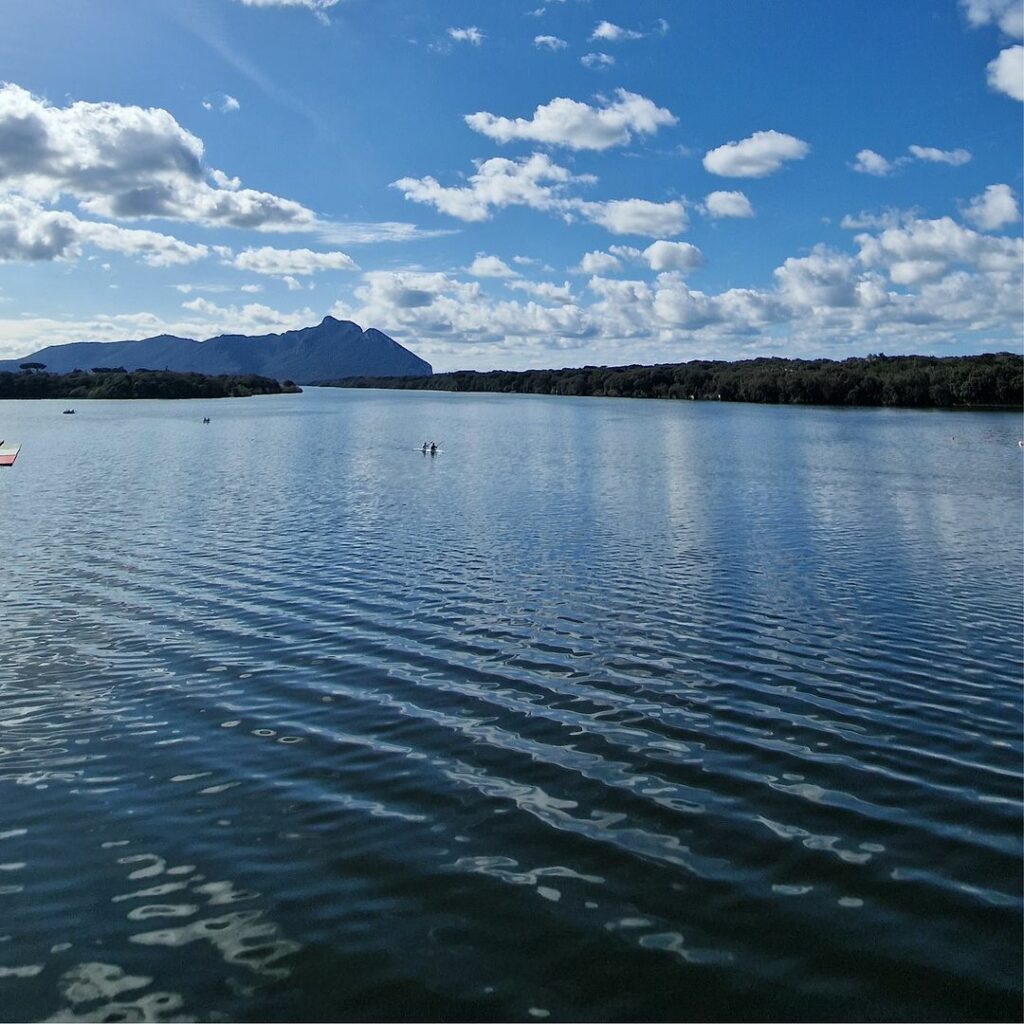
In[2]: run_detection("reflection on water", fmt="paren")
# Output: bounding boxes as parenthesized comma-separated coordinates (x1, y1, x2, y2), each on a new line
(0, 390, 1021, 1022)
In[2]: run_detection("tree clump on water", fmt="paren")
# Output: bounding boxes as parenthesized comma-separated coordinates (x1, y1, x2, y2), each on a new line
(323, 352, 1023, 409)
(0, 368, 302, 400)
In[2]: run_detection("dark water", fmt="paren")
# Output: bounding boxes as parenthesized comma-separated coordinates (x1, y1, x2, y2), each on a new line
(0, 389, 1021, 1023)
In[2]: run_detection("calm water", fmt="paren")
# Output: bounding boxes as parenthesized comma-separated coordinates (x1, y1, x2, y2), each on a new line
(0, 388, 1021, 1022)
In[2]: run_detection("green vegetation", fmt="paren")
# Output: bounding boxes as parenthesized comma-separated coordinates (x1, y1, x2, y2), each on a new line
(0, 368, 302, 400)
(323, 352, 1023, 409)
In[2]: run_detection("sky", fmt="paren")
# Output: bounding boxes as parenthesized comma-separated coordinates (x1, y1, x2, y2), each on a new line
(0, 0, 1021, 371)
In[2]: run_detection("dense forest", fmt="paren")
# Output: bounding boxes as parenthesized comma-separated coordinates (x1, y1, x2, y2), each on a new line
(0, 367, 302, 400)
(322, 352, 1023, 409)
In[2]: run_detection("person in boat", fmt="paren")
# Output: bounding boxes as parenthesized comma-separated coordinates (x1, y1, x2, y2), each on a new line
(429, 441, 437, 454)
(422, 441, 429, 452)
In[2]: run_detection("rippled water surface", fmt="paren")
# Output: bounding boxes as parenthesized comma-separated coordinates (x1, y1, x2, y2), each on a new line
(1, 388, 1021, 1022)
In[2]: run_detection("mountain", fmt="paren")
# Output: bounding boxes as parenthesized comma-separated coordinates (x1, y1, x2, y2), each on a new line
(0, 318, 431, 383)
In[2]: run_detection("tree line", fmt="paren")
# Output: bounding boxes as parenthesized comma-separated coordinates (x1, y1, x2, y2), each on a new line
(323, 352, 1022, 409)
(0, 367, 302, 400)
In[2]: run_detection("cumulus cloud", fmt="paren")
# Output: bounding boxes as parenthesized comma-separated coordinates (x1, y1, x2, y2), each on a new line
(581, 53, 615, 69)
(987, 44, 1024, 98)
(506, 279, 575, 303)
(703, 190, 754, 218)
(180, 297, 318, 332)
(346, 204, 1020, 368)
(448, 26, 484, 45)
(774, 246, 860, 309)
(468, 254, 519, 278)
(643, 240, 703, 272)
(907, 144, 972, 165)
(0, 195, 209, 266)
(852, 144, 973, 175)
(703, 130, 810, 178)
(231, 245, 357, 276)
(856, 215, 1023, 285)
(394, 151, 686, 238)
(465, 89, 677, 151)
(0, 83, 316, 232)
(574, 250, 622, 274)
(534, 35, 568, 50)
(392, 152, 583, 222)
(590, 21, 644, 41)
(577, 198, 688, 237)
(963, 183, 1020, 229)
(961, 0, 1024, 37)
(852, 149, 895, 176)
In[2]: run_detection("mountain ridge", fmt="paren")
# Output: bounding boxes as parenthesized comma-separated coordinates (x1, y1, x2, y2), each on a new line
(0, 317, 431, 383)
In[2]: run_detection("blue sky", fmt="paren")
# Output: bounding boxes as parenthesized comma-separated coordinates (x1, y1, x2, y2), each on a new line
(0, 0, 1021, 370)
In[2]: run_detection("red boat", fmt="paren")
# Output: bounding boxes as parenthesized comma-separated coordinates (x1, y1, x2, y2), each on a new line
(0, 443, 21, 467)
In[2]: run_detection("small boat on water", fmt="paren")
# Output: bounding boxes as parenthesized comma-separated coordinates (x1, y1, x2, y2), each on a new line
(63, 409, 75, 415)
(0, 443, 22, 467)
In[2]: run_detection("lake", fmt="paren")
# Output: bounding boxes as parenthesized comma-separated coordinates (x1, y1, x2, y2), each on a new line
(1, 388, 1021, 1022)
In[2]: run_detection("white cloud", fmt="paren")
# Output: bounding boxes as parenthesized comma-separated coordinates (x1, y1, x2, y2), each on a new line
(174, 283, 234, 294)
(852, 149, 895, 176)
(232, 0, 341, 20)
(506, 280, 574, 303)
(987, 44, 1024, 99)
(468, 254, 519, 278)
(581, 53, 615, 69)
(0, 194, 209, 266)
(853, 145, 972, 175)
(907, 144, 972, 165)
(534, 35, 568, 50)
(577, 198, 688, 237)
(963, 183, 1021, 230)
(231, 245, 358, 276)
(856, 215, 1023, 285)
(590, 21, 644, 42)
(585, 241, 702, 274)
(574, 250, 622, 274)
(643, 240, 703, 272)
(608, 245, 643, 262)
(394, 152, 686, 238)
(465, 89, 677, 151)
(704, 130, 810, 178)
(774, 246, 860, 309)
(204, 94, 241, 114)
(840, 208, 912, 231)
(448, 26, 484, 45)
(392, 152, 583, 222)
(316, 221, 454, 244)
(179, 297, 318, 332)
(961, 0, 1024, 38)
(703, 190, 754, 218)
(0, 83, 316, 232)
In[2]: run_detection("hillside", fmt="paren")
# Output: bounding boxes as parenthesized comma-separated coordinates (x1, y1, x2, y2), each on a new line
(0, 318, 431, 384)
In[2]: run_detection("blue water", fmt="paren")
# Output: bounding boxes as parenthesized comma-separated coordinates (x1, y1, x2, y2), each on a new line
(1, 388, 1021, 1022)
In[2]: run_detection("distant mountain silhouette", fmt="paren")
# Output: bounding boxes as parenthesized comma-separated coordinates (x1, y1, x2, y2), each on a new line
(0, 317, 431, 383)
